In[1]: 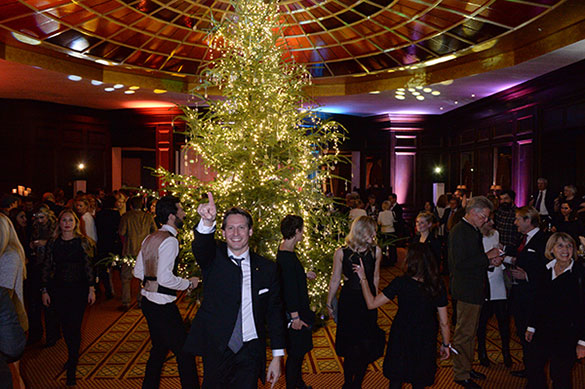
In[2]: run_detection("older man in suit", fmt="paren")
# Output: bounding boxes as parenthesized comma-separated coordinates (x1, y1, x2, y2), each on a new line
(449, 196, 503, 388)
(184, 193, 285, 389)
(506, 206, 549, 379)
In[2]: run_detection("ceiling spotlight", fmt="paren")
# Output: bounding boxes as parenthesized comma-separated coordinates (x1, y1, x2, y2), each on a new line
(91, 80, 103, 86)
(77, 163, 85, 170)
(433, 166, 443, 174)
(124, 90, 135, 94)
(129, 86, 140, 90)
(96, 59, 116, 66)
(416, 95, 425, 101)
(395, 95, 406, 100)
(415, 86, 423, 90)
(153, 89, 167, 94)
(397, 88, 405, 91)
(454, 101, 459, 104)
(408, 88, 415, 92)
(423, 88, 432, 93)
(471, 94, 475, 98)
(369, 90, 381, 94)
(113, 84, 124, 89)
(11, 31, 41, 45)
(104, 87, 115, 92)
(68, 75, 82, 81)
(412, 91, 420, 96)
(431, 91, 441, 96)
(395, 91, 405, 95)
(439, 107, 444, 110)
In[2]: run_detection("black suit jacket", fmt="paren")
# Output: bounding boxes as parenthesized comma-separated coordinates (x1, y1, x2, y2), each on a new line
(448, 219, 489, 305)
(531, 190, 555, 215)
(509, 229, 549, 305)
(184, 230, 285, 373)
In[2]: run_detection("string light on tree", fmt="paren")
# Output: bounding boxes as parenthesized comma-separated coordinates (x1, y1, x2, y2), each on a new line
(155, 0, 349, 313)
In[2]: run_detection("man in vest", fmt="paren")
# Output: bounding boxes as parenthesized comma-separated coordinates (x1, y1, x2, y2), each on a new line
(133, 195, 200, 389)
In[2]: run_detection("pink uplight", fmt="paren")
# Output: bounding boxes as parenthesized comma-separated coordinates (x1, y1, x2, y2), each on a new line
(121, 100, 176, 109)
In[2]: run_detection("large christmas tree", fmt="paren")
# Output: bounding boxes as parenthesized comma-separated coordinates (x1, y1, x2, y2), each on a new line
(157, 0, 347, 311)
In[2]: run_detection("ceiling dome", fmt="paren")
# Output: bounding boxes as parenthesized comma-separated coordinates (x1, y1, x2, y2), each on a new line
(0, 0, 566, 79)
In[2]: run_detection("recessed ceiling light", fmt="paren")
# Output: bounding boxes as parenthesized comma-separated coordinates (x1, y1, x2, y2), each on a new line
(96, 59, 116, 66)
(395, 95, 406, 100)
(423, 88, 432, 93)
(369, 90, 380, 94)
(471, 94, 475, 98)
(104, 87, 115, 92)
(397, 88, 405, 91)
(113, 84, 124, 89)
(416, 95, 425, 101)
(408, 88, 415, 92)
(454, 101, 459, 104)
(124, 90, 135, 94)
(67, 75, 82, 81)
(129, 86, 140, 90)
(11, 31, 41, 45)
(395, 91, 405, 95)
(431, 91, 441, 96)
(412, 91, 420, 96)
(153, 89, 167, 94)
(440, 107, 444, 110)
(415, 86, 423, 90)
(91, 80, 103, 86)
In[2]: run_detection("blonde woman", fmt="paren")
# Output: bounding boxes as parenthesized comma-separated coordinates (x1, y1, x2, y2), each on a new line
(41, 209, 95, 386)
(0, 213, 27, 389)
(327, 215, 383, 388)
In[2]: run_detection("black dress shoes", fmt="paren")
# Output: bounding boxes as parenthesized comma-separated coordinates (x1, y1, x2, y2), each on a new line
(478, 351, 490, 367)
(470, 369, 486, 380)
(510, 369, 527, 378)
(454, 379, 481, 388)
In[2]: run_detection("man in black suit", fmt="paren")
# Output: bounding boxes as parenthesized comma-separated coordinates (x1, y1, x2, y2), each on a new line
(506, 206, 549, 378)
(449, 196, 503, 388)
(529, 178, 555, 224)
(184, 193, 286, 389)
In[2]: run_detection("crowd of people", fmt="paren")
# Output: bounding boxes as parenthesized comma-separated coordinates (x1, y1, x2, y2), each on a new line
(0, 176, 584, 389)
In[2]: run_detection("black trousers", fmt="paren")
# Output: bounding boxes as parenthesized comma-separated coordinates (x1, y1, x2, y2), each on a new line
(285, 352, 306, 389)
(526, 330, 576, 389)
(511, 295, 530, 366)
(52, 286, 87, 367)
(477, 299, 510, 354)
(141, 298, 199, 389)
(202, 339, 263, 389)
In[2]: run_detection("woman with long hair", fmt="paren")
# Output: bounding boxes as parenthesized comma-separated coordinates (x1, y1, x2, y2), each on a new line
(41, 209, 96, 386)
(354, 243, 451, 389)
(552, 201, 585, 244)
(0, 213, 28, 389)
(327, 215, 383, 388)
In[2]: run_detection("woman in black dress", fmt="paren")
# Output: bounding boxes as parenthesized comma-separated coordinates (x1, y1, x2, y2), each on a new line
(41, 209, 96, 386)
(354, 243, 451, 389)
(327, 215, 383, 388)
(525, 232, 585, 389)
(552, 201, 585, 244)
(277, 215, 316, 389)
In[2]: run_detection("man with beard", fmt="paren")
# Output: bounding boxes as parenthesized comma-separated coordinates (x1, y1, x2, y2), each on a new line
(494, 190, 521, 250)
(133, 195, 200, 389)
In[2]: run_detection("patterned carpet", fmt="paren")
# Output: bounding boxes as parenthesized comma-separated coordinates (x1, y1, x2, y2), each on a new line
(20, 259, 585, 388)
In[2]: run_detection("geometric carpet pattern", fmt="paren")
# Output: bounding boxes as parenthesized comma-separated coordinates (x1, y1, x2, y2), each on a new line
(22, 261, 585, 388)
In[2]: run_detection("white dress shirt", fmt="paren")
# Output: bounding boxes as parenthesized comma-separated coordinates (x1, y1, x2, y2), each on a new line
(133, 224, 190, 304)
(81, 212, 98, 243)
(536, 190, 549, 215)
(196, 220, 284, 357)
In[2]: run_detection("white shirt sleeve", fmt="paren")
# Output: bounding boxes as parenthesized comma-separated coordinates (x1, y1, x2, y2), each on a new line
(83, 213, 98, 242)
(196, 220, 216, 234)
(272, 349, 285, 357)
(133, 250, 144, 280)
(156, 237, 190, 291)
